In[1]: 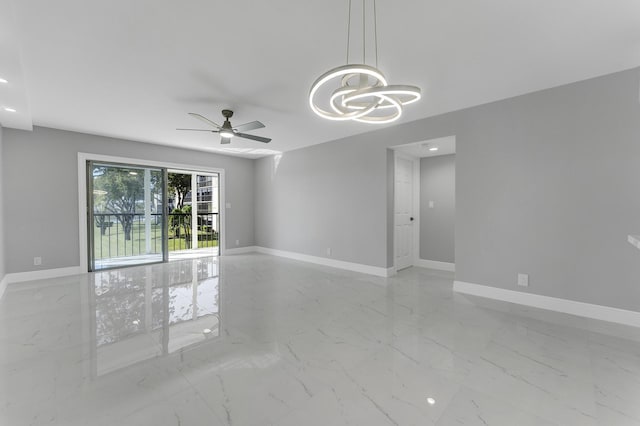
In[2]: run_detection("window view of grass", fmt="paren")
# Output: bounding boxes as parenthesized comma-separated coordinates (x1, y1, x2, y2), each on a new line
(91, 167, 219, 263)
(93, 220, 218, 260)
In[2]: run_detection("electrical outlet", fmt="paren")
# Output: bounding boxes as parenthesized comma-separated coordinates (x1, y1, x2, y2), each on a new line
(235, 239, 239, 246)
(33, 257, 42, 266)
(326, 248, 331, 256)
(517, 273, 529, 287)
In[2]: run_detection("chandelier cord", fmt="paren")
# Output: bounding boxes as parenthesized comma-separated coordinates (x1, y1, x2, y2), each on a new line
(374, 0, 378, 68)
(362, 0, 366, 64)
(346, 0, 352, 64)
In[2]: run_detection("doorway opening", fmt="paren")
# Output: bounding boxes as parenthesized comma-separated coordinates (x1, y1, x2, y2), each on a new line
(391, 136, 456, 272)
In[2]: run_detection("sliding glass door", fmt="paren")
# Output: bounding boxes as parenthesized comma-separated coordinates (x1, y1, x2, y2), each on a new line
(87, 161, 222, 271)
(88, 162, 166, 271)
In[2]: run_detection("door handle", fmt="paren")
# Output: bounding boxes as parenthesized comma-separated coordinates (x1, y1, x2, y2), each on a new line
(410, 217, 414, 221)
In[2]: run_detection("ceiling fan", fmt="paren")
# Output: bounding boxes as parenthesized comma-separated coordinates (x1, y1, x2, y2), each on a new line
(177, 109, 271, 144)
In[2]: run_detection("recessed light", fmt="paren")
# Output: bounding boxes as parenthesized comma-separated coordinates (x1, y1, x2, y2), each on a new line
(0, 77, 7, 84)
(132, 320, 140, 325)
(429, 147, 439, 152)
(4, 107, 16, 112)
(203, 328, 212, 334)
(427, 397, 436, 405)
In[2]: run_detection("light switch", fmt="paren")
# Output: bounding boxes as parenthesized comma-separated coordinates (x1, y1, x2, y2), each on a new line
(429, 201, 434, 208)
(226, 202, 231, 209)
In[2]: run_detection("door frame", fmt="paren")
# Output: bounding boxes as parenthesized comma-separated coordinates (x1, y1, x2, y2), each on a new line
(78, 152, 226, 273)
(393, 151, 420, 271)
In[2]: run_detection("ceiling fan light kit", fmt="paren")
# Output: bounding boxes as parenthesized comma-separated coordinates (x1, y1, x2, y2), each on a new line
(218, 110, 236, 138)
(309, 0, 421, 124)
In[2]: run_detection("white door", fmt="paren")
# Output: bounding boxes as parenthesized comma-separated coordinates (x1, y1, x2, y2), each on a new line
(394, 153, 415, 270)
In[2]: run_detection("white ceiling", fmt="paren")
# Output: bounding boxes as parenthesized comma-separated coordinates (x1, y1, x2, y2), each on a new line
(0, 3, 32, 130)
(393, 136, 456, 158)
(2, 0, 640, 158)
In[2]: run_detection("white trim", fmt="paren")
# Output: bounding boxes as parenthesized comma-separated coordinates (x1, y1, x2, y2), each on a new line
(219, 170, 226, 256)
(78, 152, 227, 272)
(224, 246, 259, 255)
(5, 266, 83, 284)
(0, 275, 7, 300)
(190, 173, 198, 251)
(220, 245, 396, 277)
(453, 280, 640, 328)
(78, 156, 88, 272)
(415, 259, 455, 272)
(412, 156, 420, 270)
(256, 247, 396, 278)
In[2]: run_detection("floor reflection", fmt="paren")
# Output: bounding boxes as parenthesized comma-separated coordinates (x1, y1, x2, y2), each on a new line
(90, 257, 220, 376)
(4, 254, 640, 425)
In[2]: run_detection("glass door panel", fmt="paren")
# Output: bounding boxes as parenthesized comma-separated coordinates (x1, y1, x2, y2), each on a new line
(167, 171, 220, 260)
(196, 174, 219, 252)
(89, 162, 165, 271)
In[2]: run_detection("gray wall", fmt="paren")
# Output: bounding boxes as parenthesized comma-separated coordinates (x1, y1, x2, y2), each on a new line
(2, 126, 255, 274)
(454, 68, 640, 311)
(254, 67, 640, 311)
(254, 139, 389, 268)
(420, 154, 455, 263)
(0, 125, 5, 283)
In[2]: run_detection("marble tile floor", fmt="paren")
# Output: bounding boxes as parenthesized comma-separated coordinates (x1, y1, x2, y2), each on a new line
(2, 253, 640, 425)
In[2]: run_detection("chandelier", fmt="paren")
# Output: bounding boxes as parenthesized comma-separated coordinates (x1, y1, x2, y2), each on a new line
(309, 0, 421, 124)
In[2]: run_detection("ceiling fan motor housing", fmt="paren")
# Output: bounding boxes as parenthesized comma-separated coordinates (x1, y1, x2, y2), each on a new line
(221, 109, 234, 132)
(221, 121, 233, 131)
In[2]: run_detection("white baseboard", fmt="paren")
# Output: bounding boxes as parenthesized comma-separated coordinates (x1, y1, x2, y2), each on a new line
(224, 246, 259, 255)
(255, 247, 396, 278)
(5, 266, 83, 284)
(0, 250, 395, 301)
(454, 280, 640, 328)
(415, 259, 455, 272)
(0, 275, 7, 300)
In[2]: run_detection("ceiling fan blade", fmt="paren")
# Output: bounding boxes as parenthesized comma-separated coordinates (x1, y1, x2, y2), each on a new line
(220, 137, 232, 145)
(235, 132, 272, 143)
(188, 113, 221, 129)
(233, 121, 265, 132)
(176, 128, 218, 132)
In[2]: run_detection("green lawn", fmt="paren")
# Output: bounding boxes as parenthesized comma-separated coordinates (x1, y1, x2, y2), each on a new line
(168, 234, 218, 251)
(93, 222, 217, 260)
